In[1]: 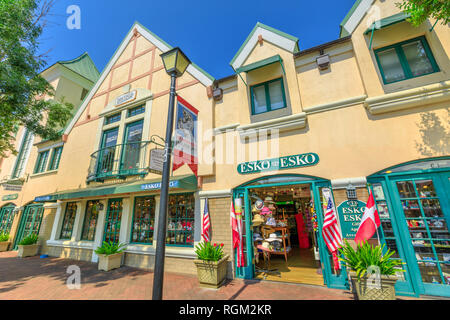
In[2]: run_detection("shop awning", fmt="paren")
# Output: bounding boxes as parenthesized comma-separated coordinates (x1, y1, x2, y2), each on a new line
(34, 174, 197, 202)
(234, 55, 285, 86)
(364, 12, 411, 49)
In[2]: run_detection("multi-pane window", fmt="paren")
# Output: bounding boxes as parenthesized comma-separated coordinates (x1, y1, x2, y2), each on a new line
(131, 197, 155, 244)
(127, 105, 145, 118)
(0, 205, 15, 234)
(250, 78, 287, 115)
(167, 193, 195, 247)
(374, 36, 439, 84)
(12, 129, 33, 178)
(104, 113, 121, 125)
(34, 150, 50, 174)
(103, 199, 123, 243)
(81, 200, 100, 241)
(60, 202, 77, 240)
(48, 146, 63, 171)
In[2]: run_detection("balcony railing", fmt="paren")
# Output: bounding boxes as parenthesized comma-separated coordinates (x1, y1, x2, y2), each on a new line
(87, 140, 162, 183)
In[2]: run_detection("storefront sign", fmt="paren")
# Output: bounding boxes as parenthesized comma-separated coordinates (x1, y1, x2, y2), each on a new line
(2, 194, 18, 201)
(337, 200, 372, 239)
(140, 180, 179, 191)
(114, 90, 137, 107)
(34, 195, 53, 202)
(149, 149, 164, 174)
(237, 153, 319, 175)
(2, 184, 23, 192)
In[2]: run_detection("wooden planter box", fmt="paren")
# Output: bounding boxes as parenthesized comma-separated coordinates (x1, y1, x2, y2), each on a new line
(18, 244, 39, 258)
(97, 252, 123, 271)
(0, 241, 10, 252)
(350, 271, 398, 300)
(194, 255, 229, 289)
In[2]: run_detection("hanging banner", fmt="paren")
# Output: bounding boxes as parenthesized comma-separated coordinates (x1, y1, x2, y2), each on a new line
(172, 96, 198, 177)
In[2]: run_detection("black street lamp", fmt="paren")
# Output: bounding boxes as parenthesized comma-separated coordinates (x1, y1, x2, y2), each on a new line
(152, 47, 191, 300)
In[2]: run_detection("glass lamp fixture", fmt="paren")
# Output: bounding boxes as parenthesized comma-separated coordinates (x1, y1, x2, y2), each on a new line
(160, 47, 191, 77)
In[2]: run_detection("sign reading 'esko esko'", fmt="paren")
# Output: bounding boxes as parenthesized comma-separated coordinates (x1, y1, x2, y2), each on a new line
(238, 153, 319, 175)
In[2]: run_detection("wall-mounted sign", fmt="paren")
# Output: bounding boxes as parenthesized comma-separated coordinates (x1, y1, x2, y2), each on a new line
(34, 195, 53, 202)
(149, 149, 164, 175)
(140, 180, 179, 191)
(2, 184, 22, 192)
(237, 153, 319, 175)
(337, 200, 375, 239)
(2, 194, 18, 201)
(114, 90, 137, 107)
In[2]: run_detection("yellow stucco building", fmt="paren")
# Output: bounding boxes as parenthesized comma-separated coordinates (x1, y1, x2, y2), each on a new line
(0, 0, 449, 298)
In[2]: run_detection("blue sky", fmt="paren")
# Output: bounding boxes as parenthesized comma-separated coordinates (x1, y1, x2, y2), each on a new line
(40, 0, 356, 79)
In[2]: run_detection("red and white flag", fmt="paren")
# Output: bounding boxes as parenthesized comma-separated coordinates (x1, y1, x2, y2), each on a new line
(202, 198, 210, 242)
(230, 200, 245, 268)
(354, 191, 381, 245)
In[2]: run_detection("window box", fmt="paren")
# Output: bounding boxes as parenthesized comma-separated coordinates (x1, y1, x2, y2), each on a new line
(374, 36, 439, 85)
(250, 78, 287, 115)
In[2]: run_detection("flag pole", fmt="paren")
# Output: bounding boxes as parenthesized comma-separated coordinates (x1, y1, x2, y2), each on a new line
(367, 183, 382, 249)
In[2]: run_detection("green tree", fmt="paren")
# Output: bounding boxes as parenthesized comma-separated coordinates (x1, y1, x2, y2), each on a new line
(0, 0, 73, 157)
(397, 0, 450, 27)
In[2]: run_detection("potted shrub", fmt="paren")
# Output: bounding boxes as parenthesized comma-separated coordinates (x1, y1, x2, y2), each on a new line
(17, 234, 40, 258)
(0, 232, 10, 252)
(193, 242, 229, 289)
(339, 240, 404, 300)
(95, 241, 126, 271)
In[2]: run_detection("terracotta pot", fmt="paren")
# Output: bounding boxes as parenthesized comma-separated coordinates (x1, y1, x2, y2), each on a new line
(194, 255, 229, 289)
(349, 271, 398, 300)
(97, 252, 123, 271)
(18, 244, 39, 258)
(0, 241, 10, 252)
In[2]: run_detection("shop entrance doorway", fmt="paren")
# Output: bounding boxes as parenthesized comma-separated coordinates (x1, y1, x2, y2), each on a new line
(233, 175, 348, 290)
(12, 203, 44, 250)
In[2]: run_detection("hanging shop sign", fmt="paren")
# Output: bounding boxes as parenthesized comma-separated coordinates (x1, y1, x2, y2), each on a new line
(237, 153, 319, 175)
(2, 194, 18, 201)
(337, 200, 375, 239)
(149, 148, 164, 175)
(114, 90, 137, 107)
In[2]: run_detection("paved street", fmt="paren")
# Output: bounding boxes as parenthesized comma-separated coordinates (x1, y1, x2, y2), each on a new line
(0, 251, 357, 300)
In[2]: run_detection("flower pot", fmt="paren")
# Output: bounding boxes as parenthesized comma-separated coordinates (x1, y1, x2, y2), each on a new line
(18, 244, 39, 258)
(194, 255, 229, 289)
(97, 252, 123, 271)
(0, 241, 10, 252)
(349, 271, 398, 300)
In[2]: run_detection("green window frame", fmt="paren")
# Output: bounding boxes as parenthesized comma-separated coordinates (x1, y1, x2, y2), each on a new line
(12, 129, 33, 179)
(80, 200, 100, 241)
(250, 77, 287, 115)
(127, 105, 145, 118)
(374, 36, 440, 85)
(103, 199, 123, 243)
(48, 146, 63, 171)
(130, 196, 155, 244)
(166, 193, 195, 247)
(60, 202, 78, 240)
(34, 150, 50, 174)
(0, 205, 16, 234)
(104, 113, 121, 125)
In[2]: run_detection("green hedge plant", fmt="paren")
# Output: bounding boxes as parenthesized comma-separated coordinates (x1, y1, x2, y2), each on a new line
(195, 241, 225, 262)
(95, 241, 127, 256)
(0, 232, 9, 242)
(19, 234, 39, 246)
(338, 240, 404, 281)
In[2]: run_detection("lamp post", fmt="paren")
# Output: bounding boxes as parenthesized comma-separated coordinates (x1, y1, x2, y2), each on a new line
(152, 47, 191, 300)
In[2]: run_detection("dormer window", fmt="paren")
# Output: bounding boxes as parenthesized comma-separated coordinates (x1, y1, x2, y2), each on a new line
(250, 78, 287, 115)
(374, 36, 439, 84)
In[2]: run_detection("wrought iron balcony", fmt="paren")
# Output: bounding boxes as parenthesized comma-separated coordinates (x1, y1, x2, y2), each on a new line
(87, 140, 161, 183)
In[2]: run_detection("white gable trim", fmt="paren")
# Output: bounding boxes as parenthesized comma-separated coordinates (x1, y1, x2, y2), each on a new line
(64, 22, 213, 136)
(341, 0, 376, 36)
(231, 26, 298, 70)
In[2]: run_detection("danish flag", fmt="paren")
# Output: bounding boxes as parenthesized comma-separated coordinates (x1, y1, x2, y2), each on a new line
(354, 191, 381, 244)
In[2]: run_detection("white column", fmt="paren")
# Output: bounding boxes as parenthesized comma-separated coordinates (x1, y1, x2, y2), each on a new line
(119, 197, 132, 245)
(71, 201, 86, 242)
(152, 195, 160, 248)
(91, 199, 108, 263)
(49, 202, 64, 241)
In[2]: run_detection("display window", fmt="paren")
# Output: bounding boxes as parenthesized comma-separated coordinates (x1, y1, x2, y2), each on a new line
(131, 196, 155, 244)
(103, 199, 123, 243)
(60, 202, 77, 240)
(81, 200, 100, 241)
(166, 193, 195, 247)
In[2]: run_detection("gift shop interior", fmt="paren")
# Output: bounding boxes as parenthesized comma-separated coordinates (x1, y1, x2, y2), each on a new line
(250, 184, 324, 285)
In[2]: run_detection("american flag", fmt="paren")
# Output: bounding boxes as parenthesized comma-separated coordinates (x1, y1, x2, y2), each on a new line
(322, 197, 343, 253)
(202, 198, 211, 242)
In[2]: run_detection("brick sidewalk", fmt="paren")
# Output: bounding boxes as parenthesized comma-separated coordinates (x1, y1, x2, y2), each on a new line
(0, 251, 354, 300)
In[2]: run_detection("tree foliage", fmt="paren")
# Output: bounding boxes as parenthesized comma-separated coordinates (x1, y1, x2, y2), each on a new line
(397, 0, 450, 27)
(0, 0, 73, 157)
